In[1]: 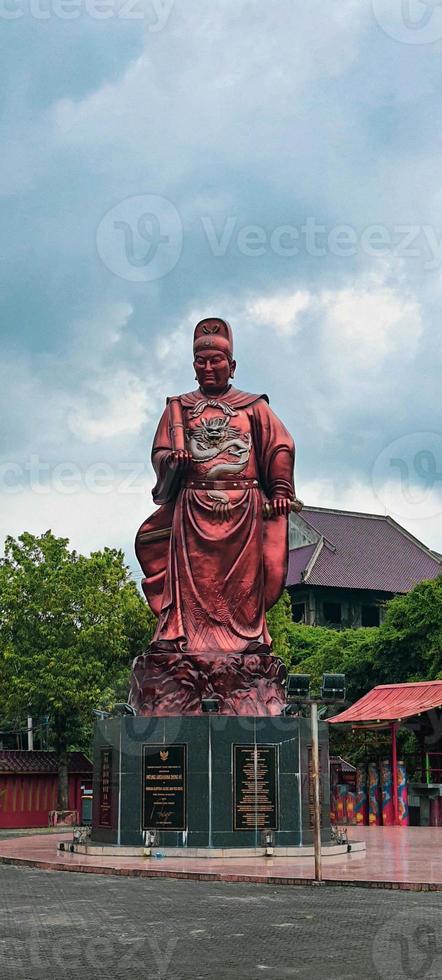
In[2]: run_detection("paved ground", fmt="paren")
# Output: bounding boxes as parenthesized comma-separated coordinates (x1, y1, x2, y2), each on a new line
(1, 865, 442, 980)
(2, 827, 442, 889)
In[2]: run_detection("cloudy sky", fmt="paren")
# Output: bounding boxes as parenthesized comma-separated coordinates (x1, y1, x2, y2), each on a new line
(2, 0, 442, 583)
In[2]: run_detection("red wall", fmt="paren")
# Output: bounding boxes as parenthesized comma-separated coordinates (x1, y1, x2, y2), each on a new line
(0, 774, 89, 828)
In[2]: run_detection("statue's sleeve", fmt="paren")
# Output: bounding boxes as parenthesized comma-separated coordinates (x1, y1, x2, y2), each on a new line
(151, 403, 182, 505)
(251, 399, 295, 499)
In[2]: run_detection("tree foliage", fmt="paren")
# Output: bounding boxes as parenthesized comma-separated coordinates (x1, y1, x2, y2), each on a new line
(1, 524, 441, 791)
(270, 579, 442, 764)
(371, 575, 442, 684)
(266, 591, 294, 667)
(268, 590, 377, 701)
(281, 576, 442, 702)
(0, 531, 156, 806)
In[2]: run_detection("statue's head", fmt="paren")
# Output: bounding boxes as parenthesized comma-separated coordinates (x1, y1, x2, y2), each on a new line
(193, 318, 236, 395)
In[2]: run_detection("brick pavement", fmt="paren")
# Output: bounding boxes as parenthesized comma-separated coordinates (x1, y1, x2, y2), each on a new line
(1, 865, 442, 979)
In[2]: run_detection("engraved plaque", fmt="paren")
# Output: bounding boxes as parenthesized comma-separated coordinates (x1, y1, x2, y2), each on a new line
(143, 744, 187, 831)
(98, 747, 113, 828)
(234, 744, 278, 831)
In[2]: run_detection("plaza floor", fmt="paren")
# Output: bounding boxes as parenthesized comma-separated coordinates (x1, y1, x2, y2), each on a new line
(0, 826, 441, 890)
(1, 863, 442, 979)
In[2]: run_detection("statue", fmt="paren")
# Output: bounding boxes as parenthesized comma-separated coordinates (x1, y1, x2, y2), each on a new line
(130, 318, 302, 716)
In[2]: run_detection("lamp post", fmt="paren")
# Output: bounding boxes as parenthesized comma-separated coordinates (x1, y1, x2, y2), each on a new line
(285, 673, 346, 883)
(310, 700, 321, 881)
(27, 715, 33, 752)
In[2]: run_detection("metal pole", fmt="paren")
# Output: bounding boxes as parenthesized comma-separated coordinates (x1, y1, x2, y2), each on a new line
(208, 716, 213, 849)
(391, 722, 399, 826)
(311, 701, 322, 881)
(27, 716, 33, 752)
(117, 723, 122, 846)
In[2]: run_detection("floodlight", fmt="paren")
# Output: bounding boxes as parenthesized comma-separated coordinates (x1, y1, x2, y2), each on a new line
(262, 830, 274, 847)
(145, 830, 159, 847)
(113, 703, 136, 716)
(321, 673, 346, 701)
(282, 703, 298, 716)
(201, 698, 220, 713)
(286, 674, 310, 700)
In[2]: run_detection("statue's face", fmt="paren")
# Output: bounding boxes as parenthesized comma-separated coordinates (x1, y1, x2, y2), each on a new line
(194, 349, 235, 394)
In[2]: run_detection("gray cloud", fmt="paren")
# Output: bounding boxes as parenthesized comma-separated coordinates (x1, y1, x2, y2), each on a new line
(1, 0, 442, 557)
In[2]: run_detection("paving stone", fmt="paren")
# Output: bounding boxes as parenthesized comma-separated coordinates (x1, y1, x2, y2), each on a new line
(1, 866, 442, 979)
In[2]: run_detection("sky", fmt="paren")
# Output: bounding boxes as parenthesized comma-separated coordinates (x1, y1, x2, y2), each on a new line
(1, 0, 442, 585)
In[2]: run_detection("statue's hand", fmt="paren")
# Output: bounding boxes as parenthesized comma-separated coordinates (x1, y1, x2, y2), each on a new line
(267, 497, 303, 517)
(270, 497, 293, 517)
(167, 450, 192, 470)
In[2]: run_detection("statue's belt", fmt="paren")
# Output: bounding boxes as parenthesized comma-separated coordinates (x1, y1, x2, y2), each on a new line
(183, 478, 260, 490)
(137, 478, 261, 545)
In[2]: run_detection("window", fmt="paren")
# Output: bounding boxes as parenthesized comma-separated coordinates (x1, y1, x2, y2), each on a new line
(361, 605, 380, 627)
(323, 601, 342, 625)
(292, 602, 306, 623)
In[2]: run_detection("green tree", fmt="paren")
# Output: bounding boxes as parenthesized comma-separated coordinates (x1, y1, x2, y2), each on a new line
(266, 591, 295, 666)
(0, 531, 156, 808)
(268, 590, 377, 699)
(371, 575, 442, 684)
(289, 622, 377, 702)
(288, 576, 442, 765)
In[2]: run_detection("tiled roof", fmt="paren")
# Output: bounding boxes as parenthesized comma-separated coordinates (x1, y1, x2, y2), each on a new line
(0, 751, 92, 775)
(329, 756, 357, 773)
(287, 507, 441, 593)
(286, 543, 316, 585)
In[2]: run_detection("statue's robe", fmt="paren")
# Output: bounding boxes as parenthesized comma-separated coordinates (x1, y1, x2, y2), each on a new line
(135, 386, 295, 655)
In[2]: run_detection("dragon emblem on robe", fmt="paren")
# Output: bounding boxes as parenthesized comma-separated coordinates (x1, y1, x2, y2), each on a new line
(186, 416, 251, 479)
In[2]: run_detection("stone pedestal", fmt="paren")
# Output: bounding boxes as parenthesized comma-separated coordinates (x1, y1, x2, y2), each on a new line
(129, 651, 287, 716)
(91, 715, 330, 849)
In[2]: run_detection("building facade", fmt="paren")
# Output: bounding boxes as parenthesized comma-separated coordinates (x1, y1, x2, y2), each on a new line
(0, 751, 92, 829)
(287, 507, 442, 629)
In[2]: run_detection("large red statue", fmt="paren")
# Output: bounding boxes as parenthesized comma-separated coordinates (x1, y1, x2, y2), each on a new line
(130, 318, 301, 716)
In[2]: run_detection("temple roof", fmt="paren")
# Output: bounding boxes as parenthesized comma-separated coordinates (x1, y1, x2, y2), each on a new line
(329, 756, 357, 773)
(287, 507, 441, 594)
(0, 751, 92, 775)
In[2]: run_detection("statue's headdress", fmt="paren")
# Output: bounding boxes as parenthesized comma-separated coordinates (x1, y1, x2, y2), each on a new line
(193, 318, 233, 361)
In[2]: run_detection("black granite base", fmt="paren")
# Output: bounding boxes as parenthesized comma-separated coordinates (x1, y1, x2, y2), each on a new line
(91, 715, 330, 848)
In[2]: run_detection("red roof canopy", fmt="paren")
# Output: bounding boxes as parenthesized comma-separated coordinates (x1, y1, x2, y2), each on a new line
(328, 681, 442, 726)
